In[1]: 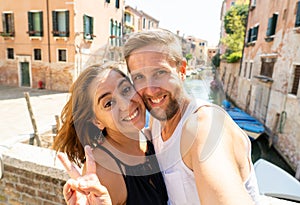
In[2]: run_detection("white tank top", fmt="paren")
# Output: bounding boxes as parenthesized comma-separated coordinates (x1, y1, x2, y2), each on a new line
(151, 101, 261, 205)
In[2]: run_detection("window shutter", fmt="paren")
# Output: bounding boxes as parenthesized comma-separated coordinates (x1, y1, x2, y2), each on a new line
(271, 14, 278, 35)
(83, 15, 87, 38)
(90, 17, 94, 37)
(65, 10, 69, 37)
(266, 17, 272, 36)
(115, 0, 120, 9)
(2, 13, 6, 33)
(39, 11, 44, 36)
(295, 1, 300, 27)
(247, 28, 252, 42)
(106, 0, 110, 3)
(52, 11, 58, 35)
(10, 13, 15, 35)
(28, 12, 33, 34)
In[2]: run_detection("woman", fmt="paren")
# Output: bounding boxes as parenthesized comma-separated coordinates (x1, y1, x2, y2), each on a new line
(53, 62, 168, 205)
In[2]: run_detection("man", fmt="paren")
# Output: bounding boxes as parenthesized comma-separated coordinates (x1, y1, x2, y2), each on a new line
(123, 29, 260, 205)
(59, 29, 260, 205)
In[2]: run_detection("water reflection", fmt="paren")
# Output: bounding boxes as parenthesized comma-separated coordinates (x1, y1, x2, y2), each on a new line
(183, 69, 226, 106)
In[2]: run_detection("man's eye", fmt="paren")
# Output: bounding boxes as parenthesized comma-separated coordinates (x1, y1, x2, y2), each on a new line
(133, 74, 144, 81)
(157, 70, 167, 75)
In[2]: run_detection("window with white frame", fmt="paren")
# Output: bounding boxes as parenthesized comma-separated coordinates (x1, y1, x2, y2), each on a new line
(52, 10, 69, 37)
(266, 13, 278, 37)
(295, 1, 300, 27)
(7, 48, 14, 59)
(1, 12, 15, 37)
(34, 48, 42, 60)
(58, 49, 67, 62)
(83, 15, 94, 40)
(28, 11, 43, 37)
(290, 65, 300, 95)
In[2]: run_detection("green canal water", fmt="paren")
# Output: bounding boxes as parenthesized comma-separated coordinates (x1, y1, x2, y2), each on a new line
(184, 69, 295, 176)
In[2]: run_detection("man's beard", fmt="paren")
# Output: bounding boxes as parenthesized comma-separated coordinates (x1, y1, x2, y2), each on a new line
(144, 97, 180, 121)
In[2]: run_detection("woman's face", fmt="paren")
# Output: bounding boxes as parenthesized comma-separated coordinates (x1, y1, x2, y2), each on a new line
(91, 69, 146, 137)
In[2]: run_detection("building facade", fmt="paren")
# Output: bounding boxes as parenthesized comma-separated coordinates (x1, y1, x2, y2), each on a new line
(0, 0, 123, 91)
(222, 0, 300, 169)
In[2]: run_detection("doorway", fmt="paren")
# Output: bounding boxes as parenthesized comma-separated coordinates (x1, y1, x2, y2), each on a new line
(20, 62, 30, 87)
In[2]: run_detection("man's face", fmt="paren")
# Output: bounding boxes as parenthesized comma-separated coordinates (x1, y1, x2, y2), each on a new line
(127, 49, 184, 121)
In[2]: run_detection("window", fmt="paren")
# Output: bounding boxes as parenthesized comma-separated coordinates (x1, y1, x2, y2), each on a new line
(105, 0, 110, 3)
(28, 11, 43, 37)
(247, 25, 259, 43)
(7, 48, 14, 59)
(296, 1, 300, 27)
(34, 48, 42, 60)
(115, 0, 120, 9)
(52, 10, 69, 37)
(83, 15, 94, 40)
(142, 18, 146, 29)
(1, 12, 15, 37)
(266, 13, 278, 37)
(290, 65, 300, 95)
(260, 58, 275, 78)
(125, 12, 131, 24)
(248, 62, 253, 79)
(58, 49, 67, 62)
(244, 62, 248, 78)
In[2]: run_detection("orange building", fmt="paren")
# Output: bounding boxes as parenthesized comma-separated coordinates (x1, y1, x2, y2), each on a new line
(0, 0, 123, 91)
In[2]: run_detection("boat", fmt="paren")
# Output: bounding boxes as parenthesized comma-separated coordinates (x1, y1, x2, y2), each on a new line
(222, 100, 265, 140)
(254, 158, 300, 203)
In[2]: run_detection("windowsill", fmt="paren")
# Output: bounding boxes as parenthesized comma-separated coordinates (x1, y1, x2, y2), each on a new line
(265, 35, 275, 42)
(246, 41, 256, 47)
(2, 36, 14, 40)
(287, 93, 298, 99)
(293, 27, 300, 33)
(54, 37, 68, 41)
(254, 75, 274, 83)
(30, 37, 42, 40)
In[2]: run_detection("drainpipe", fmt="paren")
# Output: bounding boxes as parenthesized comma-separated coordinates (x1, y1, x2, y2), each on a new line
(46, 0, 52, 89)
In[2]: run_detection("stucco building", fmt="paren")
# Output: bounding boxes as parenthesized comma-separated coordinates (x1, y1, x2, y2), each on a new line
(0, 0, 123, 91)
(221, 0, 300, 169)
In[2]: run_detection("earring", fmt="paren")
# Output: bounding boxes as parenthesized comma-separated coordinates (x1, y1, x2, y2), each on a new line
(93, 130, 105, 147)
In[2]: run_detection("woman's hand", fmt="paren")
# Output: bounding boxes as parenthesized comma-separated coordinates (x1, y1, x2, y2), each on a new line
(58, 145, 112, 205)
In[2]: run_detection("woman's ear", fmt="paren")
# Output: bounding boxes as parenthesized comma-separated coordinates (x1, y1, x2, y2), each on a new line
(93, 118, 105, 130)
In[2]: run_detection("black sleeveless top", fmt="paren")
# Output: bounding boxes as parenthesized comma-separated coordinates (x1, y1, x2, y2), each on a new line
(97, 141, 168, 205)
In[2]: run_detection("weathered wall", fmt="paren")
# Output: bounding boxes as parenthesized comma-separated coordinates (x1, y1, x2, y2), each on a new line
(0, 143, 68, 205)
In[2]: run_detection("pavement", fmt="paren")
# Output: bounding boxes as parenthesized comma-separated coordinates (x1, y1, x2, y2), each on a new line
(0, 85, 70, 149)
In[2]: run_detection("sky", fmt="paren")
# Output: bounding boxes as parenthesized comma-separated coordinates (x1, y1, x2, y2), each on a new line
(124, 0, 224, 46)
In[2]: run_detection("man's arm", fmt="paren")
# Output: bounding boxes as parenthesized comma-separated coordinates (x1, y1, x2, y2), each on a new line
(181, 106, 255, 205)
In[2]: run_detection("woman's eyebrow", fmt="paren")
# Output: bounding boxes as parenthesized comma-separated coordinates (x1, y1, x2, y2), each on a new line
(118, 79, 129, 89)
(97, 92, 110, 105)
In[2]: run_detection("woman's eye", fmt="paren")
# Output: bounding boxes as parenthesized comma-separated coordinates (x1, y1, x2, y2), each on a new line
(122, 85, 132, 95)
(104, 100, 114, 108)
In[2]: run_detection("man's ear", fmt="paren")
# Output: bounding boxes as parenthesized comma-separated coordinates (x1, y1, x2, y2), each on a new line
(93, 118, 105, 130)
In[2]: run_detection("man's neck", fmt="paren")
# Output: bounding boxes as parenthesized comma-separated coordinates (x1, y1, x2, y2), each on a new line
(160, 99, 190, 141)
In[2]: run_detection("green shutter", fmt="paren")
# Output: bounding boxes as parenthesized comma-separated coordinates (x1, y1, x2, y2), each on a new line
(90, 17, 94, 38)
(28, 12, 33, 36)
(52, 11, 57, 36)
(295, 1, 300, 27)
(83, 15, 87, 38)
(10, 13, 15, 35)
(271, 14, 278, 35)
(266, 17, 272, 36)
(65, 10, 69, 37)
(247, 28, 251, 42)
(39, 11, 43, 36)
(116, 0, 120, 8)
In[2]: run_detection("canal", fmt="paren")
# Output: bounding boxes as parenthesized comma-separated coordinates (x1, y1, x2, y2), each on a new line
(183, 68, 295, 176)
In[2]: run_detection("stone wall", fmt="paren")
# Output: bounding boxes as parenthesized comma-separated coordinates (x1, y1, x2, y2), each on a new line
(0, 143, 68, 205)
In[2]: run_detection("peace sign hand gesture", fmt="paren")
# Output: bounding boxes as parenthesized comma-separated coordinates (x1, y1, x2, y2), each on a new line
(58, 145, 112, 205)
